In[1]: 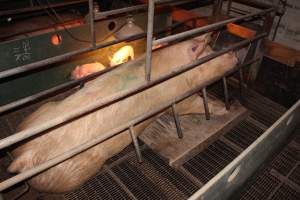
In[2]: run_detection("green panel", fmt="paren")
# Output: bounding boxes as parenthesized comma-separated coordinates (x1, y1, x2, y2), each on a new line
(0, 12, 169, 106)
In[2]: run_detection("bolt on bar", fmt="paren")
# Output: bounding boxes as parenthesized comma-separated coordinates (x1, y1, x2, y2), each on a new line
(171, 103, 183, 139)
(88, 0, 96, 47)
(0, 33, 267, 151)
(0, 56, 259, 192)
(153, 8, 274, 46)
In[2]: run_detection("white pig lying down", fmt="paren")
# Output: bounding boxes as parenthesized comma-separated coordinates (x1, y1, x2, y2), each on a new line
(8, 33, 238, 193)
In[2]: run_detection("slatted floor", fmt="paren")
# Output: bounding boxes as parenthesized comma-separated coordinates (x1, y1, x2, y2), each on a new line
(1, 82, 299, 200)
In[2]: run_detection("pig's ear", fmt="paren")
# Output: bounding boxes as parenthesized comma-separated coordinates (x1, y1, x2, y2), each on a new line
(193, 32, 212, 44)
(7, 153, 30, 173)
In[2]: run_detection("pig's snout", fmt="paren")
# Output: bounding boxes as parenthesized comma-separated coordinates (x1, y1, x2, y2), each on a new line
(71, 62, 106, 80)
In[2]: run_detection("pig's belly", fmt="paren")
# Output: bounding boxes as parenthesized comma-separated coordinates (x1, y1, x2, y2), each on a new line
(9, 49, 237, 193)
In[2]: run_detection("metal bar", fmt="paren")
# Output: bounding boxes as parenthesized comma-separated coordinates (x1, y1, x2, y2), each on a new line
(153, 8, 274, 46)
(0, 18, 201, 115)
(129, 126, 143, 163)
(0, 56, 259, 192)
(0, 32, 142, 80)
(0, 33, 267, 150)
(0, 0, 88, 17)
(171, 103, 183, 139)
(0, 8, 272, 81)
(88, 0, 96, 47)
(227, 0, 232, 15)
(188, 99, 300, 200)
(94, 0, 197, 20)
(201, 87, 210, 120)
(95, 4, 147, 20)
(222, 77, 230, 110)
(145, 0, 155, 82)
(239, 43, 252, 98)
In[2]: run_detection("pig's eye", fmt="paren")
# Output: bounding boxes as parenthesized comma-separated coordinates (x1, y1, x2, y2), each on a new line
(192, 45, 198, 52)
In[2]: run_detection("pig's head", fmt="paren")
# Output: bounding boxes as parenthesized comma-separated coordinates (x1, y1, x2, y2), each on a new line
(185, 33, 212, 61)
(70, 62, 106, 80)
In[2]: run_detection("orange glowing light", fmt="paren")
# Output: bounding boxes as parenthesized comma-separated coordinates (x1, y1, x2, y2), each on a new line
(110, 45, 134, 66)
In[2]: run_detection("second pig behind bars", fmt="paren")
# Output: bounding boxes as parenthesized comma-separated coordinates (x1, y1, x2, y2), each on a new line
(8, 33, 238, 193)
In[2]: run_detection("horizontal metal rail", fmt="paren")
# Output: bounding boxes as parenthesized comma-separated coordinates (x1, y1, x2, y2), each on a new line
(94, 0, 197, 19)
(0, 33, 266, 150)
(0, 0, 88, 17)
(0, 56, 259, 192)
(153, 7, 273, 45)
(0, 17, 200, 115)
(188, 99, 300, 200)
(0, 7, 273, 81)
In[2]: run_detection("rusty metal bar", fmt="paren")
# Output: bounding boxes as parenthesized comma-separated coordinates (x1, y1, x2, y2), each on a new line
(0, 55, 260, 192)
(129, 126, 143, 163)
(88, 0, 96, 47)
(145, 0, 155, 82)
(0, 33, 267, 150)
(201, 87, 210, 120)
(171, 103, 183, 139)
(222, 77, 230, 110)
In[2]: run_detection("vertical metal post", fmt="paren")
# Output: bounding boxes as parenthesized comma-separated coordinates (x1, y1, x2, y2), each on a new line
(248, 8, 276, 81)
(201, 88, 210, 120)
(239, 43, 252, 98)
(171, 104, 183, 139)
(88, 0, 96, 47)
(145, 0, 155, 82)
(129, 126, 143, 163)
(227, 0, 232, 15)
(212, 31, 221, 49)
(222, 77, 230, 110)
(213, 0, 224, 19)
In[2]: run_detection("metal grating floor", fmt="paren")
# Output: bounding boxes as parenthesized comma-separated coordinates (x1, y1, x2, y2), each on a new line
(1, 81, 299, 200)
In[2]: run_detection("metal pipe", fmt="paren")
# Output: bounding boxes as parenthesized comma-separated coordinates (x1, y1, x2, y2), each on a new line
(0, 0, 88, 17)
(145, 0, 155, 82)
(239, 43, 252, 98)
(201, 87, 210, 120)
(0, 32, 140, 80)
(153, 8, 274, 46)
(88, 0, 96, 47)
(222, 77, 230, 110)
(129, 126, 143, 163)
(0, 18, 200, 115)
(0, 56, 259, 192)
(188, 99, 300, 200)
(0, 33, 267, 150)
(0, 8, 272, 81)
(94, 0, 197, 20)
(171, 103, 183, 139)
(227, 0, 232, 15)
(95, 4, 147, 20)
